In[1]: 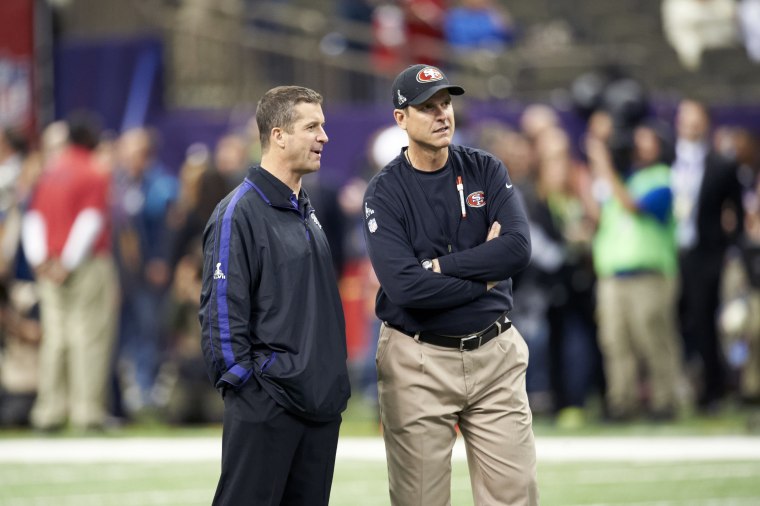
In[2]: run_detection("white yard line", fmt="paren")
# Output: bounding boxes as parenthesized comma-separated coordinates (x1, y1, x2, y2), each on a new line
(0, 489, 211, 506)
(566, 499, 760, 506)
(0, 436, 759, 463)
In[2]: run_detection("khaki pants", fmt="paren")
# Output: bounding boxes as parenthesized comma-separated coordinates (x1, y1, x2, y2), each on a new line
(377, 323, 539, 506)
(596, 274, 682, 416)
(31, 256, 118, 429)
(741, 291, 760, 398)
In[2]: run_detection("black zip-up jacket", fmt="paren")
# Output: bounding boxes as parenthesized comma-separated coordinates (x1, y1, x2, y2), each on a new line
(199, 166, 350, 421)
(362, 145, 531, 335)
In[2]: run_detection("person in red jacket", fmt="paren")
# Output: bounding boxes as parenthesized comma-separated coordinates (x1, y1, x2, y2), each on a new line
(22, 112, 118, 432)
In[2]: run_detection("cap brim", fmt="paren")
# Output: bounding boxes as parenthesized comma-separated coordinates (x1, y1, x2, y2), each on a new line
(409, 85, 466, 106)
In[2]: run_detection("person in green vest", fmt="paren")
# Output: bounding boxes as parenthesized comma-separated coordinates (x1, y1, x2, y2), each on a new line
(586, 119, 683, 422)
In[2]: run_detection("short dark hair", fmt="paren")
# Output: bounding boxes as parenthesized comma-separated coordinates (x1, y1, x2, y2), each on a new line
(256, 86, 323, 151)
(66, 110, 102, 150)
(1, 127, 29, 155)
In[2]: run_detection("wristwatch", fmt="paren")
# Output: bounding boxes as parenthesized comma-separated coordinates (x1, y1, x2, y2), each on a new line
(421, 259, 434, 271)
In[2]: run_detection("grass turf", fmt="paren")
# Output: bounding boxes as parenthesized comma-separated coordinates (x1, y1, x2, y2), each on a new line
(2, 460, 760, 505)
(1, 397, 759, 505)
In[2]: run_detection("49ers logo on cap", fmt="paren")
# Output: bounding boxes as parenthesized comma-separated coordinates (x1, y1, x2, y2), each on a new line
(416, 67, 444, 83)
(467, 191, 486, 208)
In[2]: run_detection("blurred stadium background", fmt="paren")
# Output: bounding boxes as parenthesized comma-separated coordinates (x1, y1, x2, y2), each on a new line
(2, 0, 760, 505)
(5, 0, 760, 177)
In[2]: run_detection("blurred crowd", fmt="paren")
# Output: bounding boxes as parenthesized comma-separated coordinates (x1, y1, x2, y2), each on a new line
(479, 98, 760, 428)
(346, 0, 758, 71)
(0, 92, 759, 432)
(338, 0, 517, 70)
(0, 115, 254, 430)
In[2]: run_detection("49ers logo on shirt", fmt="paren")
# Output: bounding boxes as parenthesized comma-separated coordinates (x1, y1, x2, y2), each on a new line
(416, 67, 444, 83)
(467, 191, 486, 208)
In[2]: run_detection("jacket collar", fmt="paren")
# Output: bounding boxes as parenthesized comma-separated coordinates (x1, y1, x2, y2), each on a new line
(247, 165, 310, 211)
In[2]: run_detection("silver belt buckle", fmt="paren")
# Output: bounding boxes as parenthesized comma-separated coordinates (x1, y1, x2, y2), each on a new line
(460, 333, 482, 351)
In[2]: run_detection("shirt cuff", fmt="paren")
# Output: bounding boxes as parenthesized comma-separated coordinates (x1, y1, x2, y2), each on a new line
(216, 363, 253, 390)
(437, 254, 459, 277)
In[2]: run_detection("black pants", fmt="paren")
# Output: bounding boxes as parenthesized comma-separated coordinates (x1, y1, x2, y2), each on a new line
(679, 250, 726, 406)
(213, 378, 341, 506)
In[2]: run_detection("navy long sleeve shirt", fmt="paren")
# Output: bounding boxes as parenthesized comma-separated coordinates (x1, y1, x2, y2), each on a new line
(362, 145, 531, 335)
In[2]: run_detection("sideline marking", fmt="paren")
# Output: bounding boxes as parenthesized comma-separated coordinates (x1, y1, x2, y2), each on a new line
(1, 436, 759, 463)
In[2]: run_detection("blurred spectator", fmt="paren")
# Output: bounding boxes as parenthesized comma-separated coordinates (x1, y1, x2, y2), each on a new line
(587, 122, 683, 421)
(165, 237, 223, 424)
(672, 99, 744, 412)
(371, 3, 407, 70)
(739, 0, 760, 62)
(165, 143, 225, 267)
(0, 127, 40, 428)
(662, 0, 740, 70)
(400, 0, 447, 65)
(473, 121, 535, 188)
(338, 0, 378, 53)
(735, 128, 760, 198)
(0, 127, 27, 222)
(715, 127, 760, 402)
(213, 132, 250, 190)
(368, 123, 409, 170)
(444, 0, 516, 54)
(473, 121, 553, 411)
(94, 130, 119, 174)
(0, 122, 53, 285)
(520, 104, 562, 144)
(335, 176, 374, 398)
(0, 281, 41, 427)
(303, 173, 347, 279)
(151, 137, 235, 424)
(21, 111, 118, 432)
(0, 128, 34, 279)
(536, 128, 599, 428)
(724, 173, 760, 403)
(520, 119, 600, 427)
(39, 121, 69, 165)
(159, 146, 223, 424)
(494, 129, 536, 188)
(111, 127, 178, 415)
(345, 124, 406, 407)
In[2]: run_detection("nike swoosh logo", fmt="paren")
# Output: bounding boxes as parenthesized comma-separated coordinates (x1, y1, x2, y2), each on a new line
(506, 183, 513, 189)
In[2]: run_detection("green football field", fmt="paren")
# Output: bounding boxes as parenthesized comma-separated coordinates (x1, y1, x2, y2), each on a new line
(2, 402, 760, 505)
(2, 458, 760, 505)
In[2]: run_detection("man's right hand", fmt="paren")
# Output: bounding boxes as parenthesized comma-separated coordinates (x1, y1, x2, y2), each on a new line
(486, 221, 501, 290)
(486, 221, 501, 242)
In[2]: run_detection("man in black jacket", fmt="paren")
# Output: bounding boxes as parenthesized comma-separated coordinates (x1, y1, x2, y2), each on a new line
(199, 86, 350, 506)
(672, 98, 744, 412)
(363, 64, 538, 505)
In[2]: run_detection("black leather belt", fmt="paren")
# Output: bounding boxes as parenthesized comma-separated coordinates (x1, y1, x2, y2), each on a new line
(387, 313, 511, 351)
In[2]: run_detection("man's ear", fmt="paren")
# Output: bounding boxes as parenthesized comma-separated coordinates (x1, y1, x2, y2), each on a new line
(272, 127, 286, 148)
(393, 109, 407, 131)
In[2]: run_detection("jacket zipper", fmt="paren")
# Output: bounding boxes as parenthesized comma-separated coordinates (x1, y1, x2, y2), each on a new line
(289, 194, 311, 241)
